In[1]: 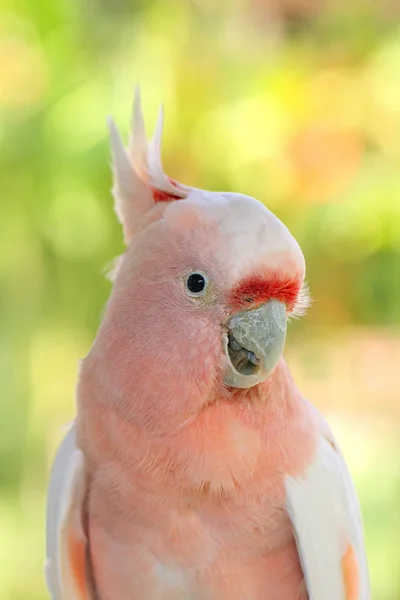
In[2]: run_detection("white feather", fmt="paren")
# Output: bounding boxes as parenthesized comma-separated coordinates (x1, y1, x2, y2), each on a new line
(147, 105, 187, 197)
(129, 85, 149, 179)
(286, 434, 370, 600)
(108, 117, 138, 212)
(45, 423, 90, 600)
(108, 88, 188, 241)
(108, 110, 153, 241)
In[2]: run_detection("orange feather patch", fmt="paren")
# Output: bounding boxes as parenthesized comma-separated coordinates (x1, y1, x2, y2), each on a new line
(65, 529, 91, 599)
(341, 544, 359, 600)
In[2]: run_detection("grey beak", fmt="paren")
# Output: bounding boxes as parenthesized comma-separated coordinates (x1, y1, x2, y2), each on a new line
(223, 299, 287, 389)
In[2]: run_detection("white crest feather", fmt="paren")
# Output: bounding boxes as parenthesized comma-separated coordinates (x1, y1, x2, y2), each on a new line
(129, 86, 149, 180)
(147, 105, 187, 197)
(108, 87, 188, 242)
(108, 117, 140, 221)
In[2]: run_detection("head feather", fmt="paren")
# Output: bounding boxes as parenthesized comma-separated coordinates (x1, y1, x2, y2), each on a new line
(147, 106, 187, 198)
(288, 280, 312, 320)
(129, 85, 148, 180)
(108, 87, 188, 243)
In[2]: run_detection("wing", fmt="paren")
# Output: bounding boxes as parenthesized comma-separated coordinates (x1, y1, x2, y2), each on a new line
(285, 425, 370, 600)
(45, 423, 93, 600)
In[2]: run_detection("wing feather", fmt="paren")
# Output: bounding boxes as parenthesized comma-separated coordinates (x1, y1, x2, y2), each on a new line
(286, 431, 370, 600)
(45, 423, 92, 600)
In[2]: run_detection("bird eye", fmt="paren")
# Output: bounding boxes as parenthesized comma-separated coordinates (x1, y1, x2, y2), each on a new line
(185, 271, 208, 296)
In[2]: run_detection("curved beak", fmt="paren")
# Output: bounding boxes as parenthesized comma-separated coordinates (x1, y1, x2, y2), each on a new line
(223, 299, 287, 389)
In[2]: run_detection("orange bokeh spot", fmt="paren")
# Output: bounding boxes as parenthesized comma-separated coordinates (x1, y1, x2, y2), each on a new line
(288, 124, 363, 203)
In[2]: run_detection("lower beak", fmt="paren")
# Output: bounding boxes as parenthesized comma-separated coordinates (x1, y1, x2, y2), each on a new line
(223, 299, 287, 389)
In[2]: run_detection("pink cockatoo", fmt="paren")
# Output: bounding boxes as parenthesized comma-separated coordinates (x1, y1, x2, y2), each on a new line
(45, 89, 370, 600)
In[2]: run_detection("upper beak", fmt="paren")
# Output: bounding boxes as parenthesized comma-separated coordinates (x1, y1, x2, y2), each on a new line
(223, 299, 287, 389)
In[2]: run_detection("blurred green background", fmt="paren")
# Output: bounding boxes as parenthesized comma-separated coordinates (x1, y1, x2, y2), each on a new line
(1, 0, 400, 598)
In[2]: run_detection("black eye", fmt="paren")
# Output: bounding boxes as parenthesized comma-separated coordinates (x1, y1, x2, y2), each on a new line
(186, 272, 206, 295)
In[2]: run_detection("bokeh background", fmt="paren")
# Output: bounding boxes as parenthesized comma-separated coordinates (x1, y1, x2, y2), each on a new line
(1, 0, 400, 598)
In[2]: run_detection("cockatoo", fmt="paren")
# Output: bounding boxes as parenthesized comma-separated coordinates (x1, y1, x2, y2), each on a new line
(45, 89, 370, 600)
